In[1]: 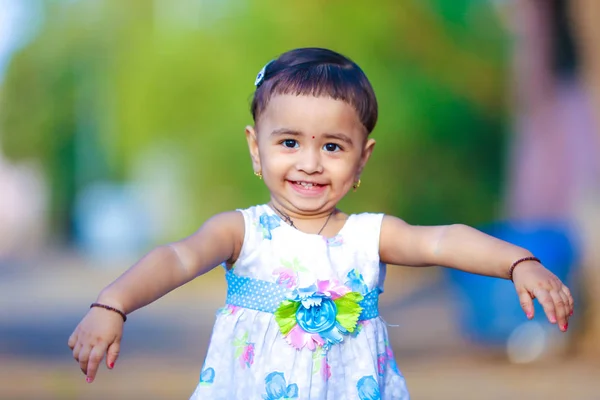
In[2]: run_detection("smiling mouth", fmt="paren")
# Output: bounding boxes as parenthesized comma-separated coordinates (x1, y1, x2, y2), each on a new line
(290, 180, 325, 189)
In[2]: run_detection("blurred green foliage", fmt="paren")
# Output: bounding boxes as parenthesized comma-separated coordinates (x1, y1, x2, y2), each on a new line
(0, 0, 509, 241)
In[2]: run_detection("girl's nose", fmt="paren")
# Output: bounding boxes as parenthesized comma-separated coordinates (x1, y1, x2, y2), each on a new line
(295, 147, 323, 174)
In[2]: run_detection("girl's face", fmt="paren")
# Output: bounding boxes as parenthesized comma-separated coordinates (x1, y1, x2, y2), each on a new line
(246, 94, 375, 217)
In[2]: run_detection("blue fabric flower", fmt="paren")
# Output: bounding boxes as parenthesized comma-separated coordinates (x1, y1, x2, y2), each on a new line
(357, 375, 381, 400)
(346, 269, 368, 295)
(281, 282, 361, 349)
(259, 214, 280, 240)
(296, 297, 337, 333)
(318, 323, 345, 346)
(199, 367, 215, 386)
(289, 285, 325, 308)
(263, 372, 299, 399)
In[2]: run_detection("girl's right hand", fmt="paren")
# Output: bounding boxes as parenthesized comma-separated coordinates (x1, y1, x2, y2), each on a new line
(67, 307, 124, 383)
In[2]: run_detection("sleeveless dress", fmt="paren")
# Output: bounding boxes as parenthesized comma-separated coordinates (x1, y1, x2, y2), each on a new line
(190, 204, 410, 400)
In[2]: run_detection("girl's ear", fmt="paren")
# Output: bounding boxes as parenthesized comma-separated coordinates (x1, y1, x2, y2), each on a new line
(356, 138, 376, 179)
(245, 125, 262, 173)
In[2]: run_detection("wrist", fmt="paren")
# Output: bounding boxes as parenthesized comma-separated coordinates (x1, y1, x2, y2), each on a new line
(90, 302, 127, 322)
(508, 256, 541, 281)
(96, 290, 127, 315)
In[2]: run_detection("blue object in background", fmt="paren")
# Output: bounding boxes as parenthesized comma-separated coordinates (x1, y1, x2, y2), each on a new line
(446, 220, 579, 346)
(72, 182, 151, 266)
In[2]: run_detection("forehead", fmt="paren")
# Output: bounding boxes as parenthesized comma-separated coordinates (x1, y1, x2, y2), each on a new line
(258, 94, 365, 136)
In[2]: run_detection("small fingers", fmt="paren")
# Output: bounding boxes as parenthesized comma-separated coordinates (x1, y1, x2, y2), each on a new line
(518, 290, 535, 319)
(68, 331, 78, 350)
(78, 345, 92, 376)
(559, 291, 571, 329)
(86, 345, 107, 383)
(72, 341, 82, 363)
(561, 285, 575, 316)
(549, 290, 569, 332)
(533, 288, 557, 325)
(106, 341, 121, 370)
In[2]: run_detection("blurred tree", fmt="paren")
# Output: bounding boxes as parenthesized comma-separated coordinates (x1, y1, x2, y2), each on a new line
(0, 0, 508, 242)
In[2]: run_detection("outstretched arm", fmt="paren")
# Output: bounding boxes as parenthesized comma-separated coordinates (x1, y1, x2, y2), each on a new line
(68, 211, 244, 383)
(95, 211, 244, 315)
(379, 216, 574, 331)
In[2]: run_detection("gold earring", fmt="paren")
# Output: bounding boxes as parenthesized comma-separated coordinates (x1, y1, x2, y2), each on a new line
(353, 179, 361, 192)
(254, 171, 263, 180)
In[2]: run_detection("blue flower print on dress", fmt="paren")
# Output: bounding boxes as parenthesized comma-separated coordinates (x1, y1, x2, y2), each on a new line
(263, 372, 299, 399)
(198, 367, 215, 386)
(357, 375, 381, 400)
(323, 234, 344, 247)
(346, 269, 369, 295)
(258, 213, 281, 240)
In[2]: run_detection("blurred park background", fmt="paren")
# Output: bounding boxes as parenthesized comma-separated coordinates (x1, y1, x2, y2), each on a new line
(1, 0, 599, 399)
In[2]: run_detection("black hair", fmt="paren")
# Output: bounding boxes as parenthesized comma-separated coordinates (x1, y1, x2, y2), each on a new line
(251, 48, 378, 134)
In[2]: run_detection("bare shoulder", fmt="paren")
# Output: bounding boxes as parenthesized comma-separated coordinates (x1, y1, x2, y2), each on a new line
(201, 210, 245, 234)
(380, 214, 412, 247)
(170, 210, 246, 274)
(194, 210, 245, 257)
(380, 214, 412, 236)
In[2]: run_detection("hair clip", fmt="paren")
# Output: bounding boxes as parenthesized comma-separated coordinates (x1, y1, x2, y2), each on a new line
(255, 60, 274, 87)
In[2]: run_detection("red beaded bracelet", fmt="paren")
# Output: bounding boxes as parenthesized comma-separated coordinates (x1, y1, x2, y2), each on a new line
(90, 303, 127, 322)
(508, 256, 541, 282)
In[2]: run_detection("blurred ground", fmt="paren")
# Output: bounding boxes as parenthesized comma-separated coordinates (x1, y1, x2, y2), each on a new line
(1, 252, 598, 400)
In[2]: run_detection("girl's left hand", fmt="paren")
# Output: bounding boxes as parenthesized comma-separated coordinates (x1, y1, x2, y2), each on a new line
(512, 261, 574, 332)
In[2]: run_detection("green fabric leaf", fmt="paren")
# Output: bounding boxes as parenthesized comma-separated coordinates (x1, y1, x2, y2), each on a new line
(312, 345, 323, 360)
(334, 292, 364, 332)
(274, 300, 300, 335)
(312, 357, 321, 374)
(234, 347, 244, 358)
(232, 331, 248, 347)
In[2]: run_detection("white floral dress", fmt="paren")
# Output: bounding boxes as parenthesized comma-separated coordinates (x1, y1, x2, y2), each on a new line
(189, 204, 409, 399)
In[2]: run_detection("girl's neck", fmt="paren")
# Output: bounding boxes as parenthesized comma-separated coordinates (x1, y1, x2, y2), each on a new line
(268, 199, 337, 220)
(267, 200, 343, 236)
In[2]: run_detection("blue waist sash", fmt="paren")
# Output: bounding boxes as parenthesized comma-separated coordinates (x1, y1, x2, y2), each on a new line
(225, 271, 380, 320)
